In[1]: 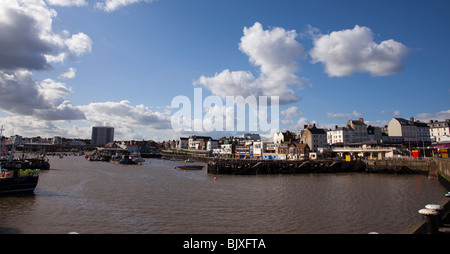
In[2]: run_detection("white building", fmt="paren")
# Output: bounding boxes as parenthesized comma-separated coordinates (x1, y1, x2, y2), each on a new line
(428, 119, 450, 142)
(253, 141, 263, 157)
(327, 126, 353, 145)
(206, 140, 218, 151)
(327, 119, 371, 145)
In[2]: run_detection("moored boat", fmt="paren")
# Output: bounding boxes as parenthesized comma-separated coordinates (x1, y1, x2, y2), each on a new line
(0, 163, 40, 194)
(177, 165, 204, 170)
(0, 127, 41, 194)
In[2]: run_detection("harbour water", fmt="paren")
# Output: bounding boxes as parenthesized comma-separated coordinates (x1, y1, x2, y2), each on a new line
(0, 156, 447, 234)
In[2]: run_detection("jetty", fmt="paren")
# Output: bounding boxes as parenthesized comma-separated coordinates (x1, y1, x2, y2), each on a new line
(207, 159, 366, 175)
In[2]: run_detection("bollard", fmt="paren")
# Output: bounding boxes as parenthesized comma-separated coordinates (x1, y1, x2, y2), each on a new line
(419, 208, 440, 234)
(425, 204, 444, 227)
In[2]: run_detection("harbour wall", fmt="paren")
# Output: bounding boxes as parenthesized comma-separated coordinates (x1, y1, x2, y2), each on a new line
(207, 159, 367, 175)
(364, 158, 450, 190)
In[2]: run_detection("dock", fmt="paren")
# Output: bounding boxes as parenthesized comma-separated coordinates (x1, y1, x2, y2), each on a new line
(207, 159, 366, 175)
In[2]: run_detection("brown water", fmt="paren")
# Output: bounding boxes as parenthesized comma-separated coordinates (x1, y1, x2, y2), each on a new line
(0, 156, 447, 234)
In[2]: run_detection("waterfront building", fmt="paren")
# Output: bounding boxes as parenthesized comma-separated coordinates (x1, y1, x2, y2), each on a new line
(188, 135, 211, 150)
(388, 118, 431, 145)
(428, 119, 450, 143)
(300, 124, 327, 152)
(273, 131, 295, 143)
(347, 118, 368, 143)
(178, 137, 189, 149)
(327, 126, 353, 145)
(367, 125, 382, 143)
(52, 136, 62, 145)
(243, 133, 261, 141)
(277, 141, 310, 160)
(263, 142, 279, 159)
(327, 119, 379, 145)
(414, 120, 431, 144)
(206, 140, 218, 151)
(91, 126, 114, 146)
(253, 141, 263, 158)
(388, 118, 417, 143)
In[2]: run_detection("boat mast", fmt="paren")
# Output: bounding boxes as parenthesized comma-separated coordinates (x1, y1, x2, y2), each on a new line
(0, 125, 3, 157)
(0, 125, 3, 171)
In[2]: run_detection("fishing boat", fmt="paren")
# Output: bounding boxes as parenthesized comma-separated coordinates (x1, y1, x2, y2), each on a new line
(0, 128, 40, 194)
(0, 161, 40, 194)
(177, 165, 204, 170)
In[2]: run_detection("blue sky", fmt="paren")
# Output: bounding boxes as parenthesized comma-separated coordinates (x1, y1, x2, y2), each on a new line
(0, 0, 449, 141)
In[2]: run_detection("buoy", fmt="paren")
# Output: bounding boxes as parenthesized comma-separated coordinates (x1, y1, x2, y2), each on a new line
(214, 177, 217, 180)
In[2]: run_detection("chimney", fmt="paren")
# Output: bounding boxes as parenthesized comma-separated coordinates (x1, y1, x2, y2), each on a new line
(312, 123, 316, 128)
(335, 125, 338, 130)
(410, 117, 414, 123)
(359, 118, 364, 123)
(429, 120, 433, 123)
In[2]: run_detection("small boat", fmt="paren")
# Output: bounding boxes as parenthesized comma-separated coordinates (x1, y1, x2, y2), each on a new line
(185, 158, 194, 162)
(177, 165, 204, 170)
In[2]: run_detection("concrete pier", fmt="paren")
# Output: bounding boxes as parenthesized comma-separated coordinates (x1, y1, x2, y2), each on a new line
(207, 159, 366, 175)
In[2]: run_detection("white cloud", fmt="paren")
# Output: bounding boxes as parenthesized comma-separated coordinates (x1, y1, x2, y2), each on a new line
(416, 110, 450, 122)
(46, 0, 88, 7)
(310, 25, 410, 77)
(59, 67, 76, 79)
(281, 106, 301, 119)
(65, 32, 92, 56)
(95, 0, 154, 12)
(327, 110, 362, 119)
(79, 100, 171, 129)
(195, 22, 307, 104)
(282, 117, 310, 131)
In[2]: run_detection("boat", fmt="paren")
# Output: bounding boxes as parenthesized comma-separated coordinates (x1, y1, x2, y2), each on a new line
(177, 165, 204, 170)
(0, 161, 40, 194)
(110, 152, 144, 165)
(0, 129, 40, 194)
(185, 158, 194, 162)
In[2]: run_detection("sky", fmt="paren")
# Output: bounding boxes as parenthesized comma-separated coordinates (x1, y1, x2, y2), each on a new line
(0, 0, 449, 141)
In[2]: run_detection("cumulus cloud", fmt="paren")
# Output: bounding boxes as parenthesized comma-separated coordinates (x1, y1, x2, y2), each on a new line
(416, 110, 450, 122)
(79, 100, 171, 130)
(327, 110, 362, 119)
(310, 25, 410, 77)
(0, 70, 85, 120)
(281, 106, 302, 119)
(46, 0, 88, 7)
(195, 22, 307, 104)
(0, 1, 93, 121)
(64, 32, 92, 56)
(59, 67, 76, 79)
(0, 1, 93, 69)
(95, 0, 154, 12)
(0, 1, 54, 71)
